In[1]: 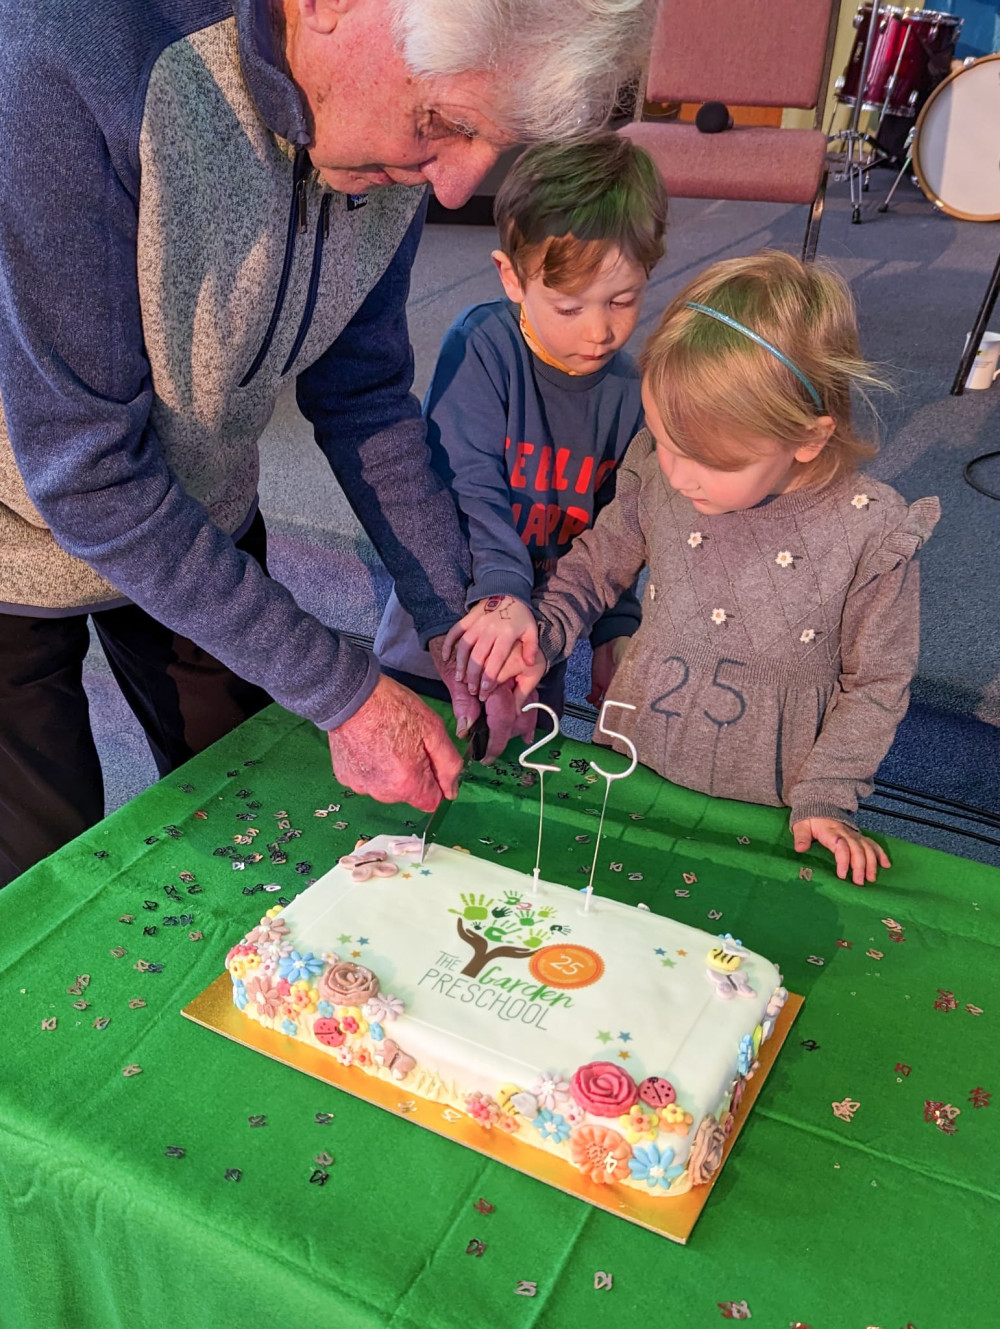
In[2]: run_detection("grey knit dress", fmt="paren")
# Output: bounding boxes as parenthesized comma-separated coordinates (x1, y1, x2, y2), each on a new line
(535, 429, 940, 826)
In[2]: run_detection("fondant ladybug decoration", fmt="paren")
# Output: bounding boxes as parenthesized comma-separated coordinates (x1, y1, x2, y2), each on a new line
(638, 1075, 676, 1109)
(313, 1016, 345, 1048)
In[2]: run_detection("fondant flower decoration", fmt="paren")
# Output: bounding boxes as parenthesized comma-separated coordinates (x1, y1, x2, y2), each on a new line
(318, 961, 380, 1007)
(531, 1070, 571, 1110)
(276, 978, 291, 998)
(564, 1101, 586, 1127)
(688, 1115, 727, 1185)
(465, 1092, 501, 1128)
(288, 980, 319, 1015)
(256, 956, 278, 980)
(799, 628, 816, 644)
(494, 1113, 520, 1134)
(251, 916, 289, 945)
(381, 994, 405, 1021)
(233, 979, 248, 1011)
(570, 1125, 631, 1184)
(659, 1102, 694, 1135)
(317, 1000, 334, 1018)
(729, 1076, 746, 1115)
(775, 550, 795, 568)
(711, 608, 728, 626)
(228, 953, 260, 982)
(280, 1019, 297, 1036)
(619, 1103, 660, 1144)
(245, 976, 281, 1020)
(335, 1046, 354, 1066)
(278, 951, 324, 984)
(687, 531, 703, 548)
(355, 1047, 372, 1068)
(368, 1021, 385, 1042)
(765, 986, 788, 1019)
(534, 1108, 571, 1144)
(320, 950, 340, 966)
(737, 1034, 755, 1077)
(341, 1014, 360, 1036)
(264, 905, 284, 920)
(851, 493, 870, 509)
(511, 1091, 539, 1120)
(362, 997, 388, 1024)
(628, 1141, 685, 1190)
(226, 942, 254, 969)
(274, 940, 295, 959)
(571, 1062, 638, 1117)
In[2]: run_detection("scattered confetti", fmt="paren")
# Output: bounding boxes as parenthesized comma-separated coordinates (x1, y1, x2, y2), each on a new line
(397, 1100, 417, 1113)
(315, 1113, 335, 1126)
(675, 889, 690, 898)
(71, 1000, 89, 1011)
(736, 836, 750, 846)
(93, 1017, 110, 1031)
(895, 1063, 912, 1077)
(708, 909, 723, 920)
(682, 872, 697, 885)
(41, 1018, 57, 1031)
(248, 1115, 267, 1128)
(313, 1151, 334, 1167)
(189, 931, 204, 942)
(110, 946, 127, 959)
(934, 990, 957, 1012)
(966, 1004, 984, 1017)
(164, 1146, 186, 1159)
(924, 1101, 960, 1134)
(718, 1301, 752, 1320)
(798, 867, 813, 881)
(224, 1168, 242, 1182)
(515, 1282, 537, 1298)
(119, 915, 134, 925)
(442, 1108, 463, 1123)
(122, 1064, 143, 1078)
(968, 1087, 990, 1109)
(807, 955, 825, 966)
(836, 939, 852, 949)
(308, 1169, 330, 1186)
(866, 949, 884, 960)
(473, 1198, 495, 1215)
(832, 1098, 860, 1122)
(466, 1239, 487, 1258)
(800, 1039, 820, 1052)
(594, 1271, 613, 1290)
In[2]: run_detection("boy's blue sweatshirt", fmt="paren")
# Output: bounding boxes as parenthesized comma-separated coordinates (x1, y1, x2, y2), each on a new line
(375, 300, 642, 679)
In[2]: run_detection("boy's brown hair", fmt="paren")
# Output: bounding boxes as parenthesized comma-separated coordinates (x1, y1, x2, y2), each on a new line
(493, 133, 668, 292)
(640, 250, 883, 487)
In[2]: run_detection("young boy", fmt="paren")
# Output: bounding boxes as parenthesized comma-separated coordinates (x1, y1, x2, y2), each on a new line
(374, 132, 668, 712)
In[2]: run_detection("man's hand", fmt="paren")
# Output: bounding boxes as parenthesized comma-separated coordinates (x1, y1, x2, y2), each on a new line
(587, 637, 630, 708)
(441, 595, 538, 699)
(792, 817, 891, 886)
(327, 674, 462, 813)
(429, 635, 534, 762)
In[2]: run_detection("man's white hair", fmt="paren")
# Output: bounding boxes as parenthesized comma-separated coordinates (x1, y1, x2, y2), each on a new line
(389, 0, 656, 142)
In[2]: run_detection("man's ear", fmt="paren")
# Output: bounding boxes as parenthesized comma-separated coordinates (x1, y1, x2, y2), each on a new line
(298, 0, 354, 37)
(793, 414, 836, 464)
(492, 250, 527, 304)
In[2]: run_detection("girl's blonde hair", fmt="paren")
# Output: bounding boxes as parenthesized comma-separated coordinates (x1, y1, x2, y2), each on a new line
(640, 250, 882, 487)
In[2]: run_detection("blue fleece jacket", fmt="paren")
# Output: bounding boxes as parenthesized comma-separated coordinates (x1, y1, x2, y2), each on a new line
(0, 0, 469, 730)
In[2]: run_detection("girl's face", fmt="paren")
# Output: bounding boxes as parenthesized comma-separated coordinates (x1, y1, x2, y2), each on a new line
(642, 379, 834, 516)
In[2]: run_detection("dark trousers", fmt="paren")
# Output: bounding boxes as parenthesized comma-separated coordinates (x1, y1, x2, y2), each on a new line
(0, 512, 272, 886)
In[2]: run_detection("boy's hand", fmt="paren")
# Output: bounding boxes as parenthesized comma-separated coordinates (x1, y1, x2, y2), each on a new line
(587, 636, 630, 708)
(441, 595, 538, 699)
(428, 637, 535, 761)
(792, 818, 891, 886)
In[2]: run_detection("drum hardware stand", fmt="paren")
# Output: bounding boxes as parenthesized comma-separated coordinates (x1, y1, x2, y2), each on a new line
(951, 246, 1000, 396)
(876, 125, 915, 213)
(828, 0, 897, 223)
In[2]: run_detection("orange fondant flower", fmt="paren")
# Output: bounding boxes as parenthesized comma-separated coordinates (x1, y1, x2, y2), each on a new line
(660, 1102, 694, 1135)
(570, 1125, 631, 1184)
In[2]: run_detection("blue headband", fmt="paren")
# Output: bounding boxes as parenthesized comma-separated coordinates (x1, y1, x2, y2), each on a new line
(685, 302, 824, 412)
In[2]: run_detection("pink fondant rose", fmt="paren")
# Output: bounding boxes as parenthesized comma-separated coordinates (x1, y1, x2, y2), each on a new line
(570, 1062, 638, 1118)
(687, 1115, 727, 1186)
(318, 961, 380, 1008)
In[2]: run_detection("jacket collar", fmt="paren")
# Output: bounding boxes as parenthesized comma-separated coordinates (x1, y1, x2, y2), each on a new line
(236, 0, 311, 147)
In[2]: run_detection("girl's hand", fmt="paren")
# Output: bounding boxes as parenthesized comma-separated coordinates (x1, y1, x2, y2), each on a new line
(792, 818, 891, 886)
(441, 595, 538, 699)
(495, 640, 548, 708)
(587, 637, 630, 708)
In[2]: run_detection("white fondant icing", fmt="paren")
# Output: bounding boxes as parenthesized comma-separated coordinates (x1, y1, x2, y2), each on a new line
(231, 837, 784, 1198)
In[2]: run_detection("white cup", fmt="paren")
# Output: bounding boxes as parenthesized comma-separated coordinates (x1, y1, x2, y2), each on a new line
(964, 330, 1000, 390)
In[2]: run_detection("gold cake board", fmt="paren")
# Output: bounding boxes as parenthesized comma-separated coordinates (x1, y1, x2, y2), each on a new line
(183, 974, 801, 1244)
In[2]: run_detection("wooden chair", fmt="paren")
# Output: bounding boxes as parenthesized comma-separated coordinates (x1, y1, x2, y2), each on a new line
(621, 0, 841, 261)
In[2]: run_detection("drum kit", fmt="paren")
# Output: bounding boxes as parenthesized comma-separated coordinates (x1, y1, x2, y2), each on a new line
(830, 2, 1000, 225)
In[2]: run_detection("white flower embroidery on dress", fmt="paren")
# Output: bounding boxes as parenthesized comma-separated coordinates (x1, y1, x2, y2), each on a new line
(800, 628, 816, 643)
(687, 531, 703, 549)
(775, 550, 794, 568)
(711, 608, 728, 626)
(649, 584, 656, 602)
(851, 493, 870, 509)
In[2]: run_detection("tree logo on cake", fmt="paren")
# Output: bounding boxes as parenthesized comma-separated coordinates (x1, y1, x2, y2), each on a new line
(448, 891, 566, 978)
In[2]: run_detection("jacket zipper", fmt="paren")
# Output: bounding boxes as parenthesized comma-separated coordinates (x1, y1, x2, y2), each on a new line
(239, 144, 312, 388)
(280, 190, 331, 376)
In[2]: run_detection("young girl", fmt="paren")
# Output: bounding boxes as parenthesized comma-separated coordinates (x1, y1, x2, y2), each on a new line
(445, 250, 939, 885)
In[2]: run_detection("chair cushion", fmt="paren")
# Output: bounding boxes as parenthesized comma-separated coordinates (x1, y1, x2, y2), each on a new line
(621, 123, 827, 204)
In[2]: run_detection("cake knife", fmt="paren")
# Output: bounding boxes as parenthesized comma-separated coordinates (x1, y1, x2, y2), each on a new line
(419, 709, 490, 863)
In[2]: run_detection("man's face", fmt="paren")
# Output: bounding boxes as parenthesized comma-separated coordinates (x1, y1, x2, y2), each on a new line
(284, 0, 518, 208)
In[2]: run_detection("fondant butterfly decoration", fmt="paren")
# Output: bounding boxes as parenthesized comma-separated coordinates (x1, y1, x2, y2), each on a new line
(705, 967, 756, 1000)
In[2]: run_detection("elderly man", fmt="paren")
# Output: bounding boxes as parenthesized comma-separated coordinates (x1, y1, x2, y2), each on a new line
(0, 0, 652, 885)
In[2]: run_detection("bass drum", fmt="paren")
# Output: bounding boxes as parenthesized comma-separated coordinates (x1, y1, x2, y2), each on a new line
(911, 54, 1000, 221)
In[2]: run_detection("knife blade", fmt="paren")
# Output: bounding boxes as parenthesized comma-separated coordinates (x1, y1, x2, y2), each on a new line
(419, 710, 490, 862)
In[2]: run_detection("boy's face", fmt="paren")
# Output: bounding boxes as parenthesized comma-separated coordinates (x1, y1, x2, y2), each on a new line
(642, 380, 833, 515)
(494, 247, 647, 375)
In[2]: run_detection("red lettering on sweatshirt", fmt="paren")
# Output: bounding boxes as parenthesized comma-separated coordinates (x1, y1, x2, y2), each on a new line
(574, 456, 594, 494)
(557, 507, 589, 543)
(552, 447, 572, 491)
(521, 503, 564, 546)
(509, 441, 535, 489)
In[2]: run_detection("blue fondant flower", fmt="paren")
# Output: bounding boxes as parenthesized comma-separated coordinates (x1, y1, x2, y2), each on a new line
(369, 1021, 385, 1042)
(281, 1019, 298, 1036)
(533, 1108, 571, 1144)
(317, 1000, 334, 1018)
(278, 950, 324, 984)
(233, 979, 248, 1010)
(738, 1034, 755, 1076)
(628, 1141, 686, 1190)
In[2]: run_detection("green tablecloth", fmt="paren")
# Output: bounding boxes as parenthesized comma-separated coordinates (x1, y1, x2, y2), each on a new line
(1, 703, 997, 1328)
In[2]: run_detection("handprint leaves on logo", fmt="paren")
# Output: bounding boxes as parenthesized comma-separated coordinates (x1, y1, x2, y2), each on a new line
(448, 893, 495, 922)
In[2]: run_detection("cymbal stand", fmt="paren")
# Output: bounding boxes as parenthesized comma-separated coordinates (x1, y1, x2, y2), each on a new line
(829, 0, 893, 223)
(876, 125, 915, 213)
